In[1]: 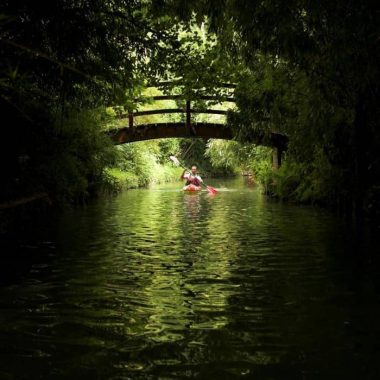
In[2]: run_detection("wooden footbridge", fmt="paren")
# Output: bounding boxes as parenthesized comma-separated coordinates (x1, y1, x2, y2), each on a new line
(108, 82, 288, 167)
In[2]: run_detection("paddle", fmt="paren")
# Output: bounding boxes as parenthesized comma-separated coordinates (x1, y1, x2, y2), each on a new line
(169, 156, 218, 194)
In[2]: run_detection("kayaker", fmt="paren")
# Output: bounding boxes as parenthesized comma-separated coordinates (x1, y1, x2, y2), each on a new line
(181, 165, 203, 191)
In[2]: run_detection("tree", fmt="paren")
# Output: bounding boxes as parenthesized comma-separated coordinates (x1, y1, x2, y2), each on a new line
(0, 0, 178, 201)
(154, 0, 380, 220)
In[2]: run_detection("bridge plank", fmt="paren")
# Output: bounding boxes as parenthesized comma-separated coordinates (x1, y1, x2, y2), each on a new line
(132, 109, 184, 116)
(118, 109, 229, 118)
(149, 81, 237, 89)
(144, 95, 236, 102)
(191, 109, 228, 115)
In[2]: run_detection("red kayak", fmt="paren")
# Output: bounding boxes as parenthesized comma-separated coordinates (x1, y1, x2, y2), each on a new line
(183, 184, 202, 192)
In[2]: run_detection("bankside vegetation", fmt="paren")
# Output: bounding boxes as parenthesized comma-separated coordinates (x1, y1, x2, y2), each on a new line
(0, 1, 379, 222)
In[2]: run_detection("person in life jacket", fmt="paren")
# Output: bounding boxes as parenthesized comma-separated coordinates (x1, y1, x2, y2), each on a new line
(181, 165, 203, 190)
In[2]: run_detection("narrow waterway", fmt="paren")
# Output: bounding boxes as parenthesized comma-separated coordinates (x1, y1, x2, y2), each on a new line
(1, 178, 379, 379)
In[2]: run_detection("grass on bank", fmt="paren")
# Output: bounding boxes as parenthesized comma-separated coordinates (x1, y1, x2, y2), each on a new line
(102, 164, 182, 194)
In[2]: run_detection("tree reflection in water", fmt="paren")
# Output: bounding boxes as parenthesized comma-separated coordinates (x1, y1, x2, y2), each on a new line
(183, 193, 202, 220)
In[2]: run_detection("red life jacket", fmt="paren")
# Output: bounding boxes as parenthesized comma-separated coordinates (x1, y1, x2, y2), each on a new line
(185, 174, 201, 186)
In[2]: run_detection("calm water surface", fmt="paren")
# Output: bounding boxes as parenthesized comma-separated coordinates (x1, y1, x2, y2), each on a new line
(1, 178, 380, 379)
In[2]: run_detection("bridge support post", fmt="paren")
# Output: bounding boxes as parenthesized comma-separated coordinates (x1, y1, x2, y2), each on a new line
(186, 100, 197, 135)
(128, 111, 133, 128)
(272, 147, 282, 170)
(186, 100, 191, 131)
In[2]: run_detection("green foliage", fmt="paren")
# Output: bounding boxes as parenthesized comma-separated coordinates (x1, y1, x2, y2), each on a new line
(115, 143, 157, 186)
(205, 140, 241, 171)
(205, 140, 273, 180)
(157, 139, 181, 164)
(248, 147, 273, 191)
(270, 149, 348, 206)
(102, 168, 140, 193)
(165, 0, 379, 220)
(0, 1, 177, 108)
(103, 140, 183, 192)
(0, 0, 183, 204)
(35, 109, 117, 203)
(179, 139, 235, 177)
(1, 0, 379, 224)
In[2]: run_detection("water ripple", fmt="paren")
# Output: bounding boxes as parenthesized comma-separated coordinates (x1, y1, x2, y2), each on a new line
(0, 179, 379, 379)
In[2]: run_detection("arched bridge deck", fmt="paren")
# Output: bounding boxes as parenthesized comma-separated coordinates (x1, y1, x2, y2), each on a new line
(111, 122, 232, 143)
(109, 122, 288, 150)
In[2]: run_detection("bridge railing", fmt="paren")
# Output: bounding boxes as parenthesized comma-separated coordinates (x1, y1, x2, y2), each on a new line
(118, 94, 236, 130)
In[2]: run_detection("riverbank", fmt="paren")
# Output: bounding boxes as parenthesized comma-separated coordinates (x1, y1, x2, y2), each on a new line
(0, 164, 182, 238)
(102, 164, 182, 194)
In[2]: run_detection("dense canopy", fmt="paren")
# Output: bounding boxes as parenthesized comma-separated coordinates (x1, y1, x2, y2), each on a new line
(0, 0, 379, 221)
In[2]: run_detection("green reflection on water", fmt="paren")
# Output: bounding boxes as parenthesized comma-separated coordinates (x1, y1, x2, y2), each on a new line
(0, 178, 379, 379)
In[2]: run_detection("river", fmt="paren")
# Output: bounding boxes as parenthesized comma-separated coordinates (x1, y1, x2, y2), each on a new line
(0, 178, 379, 379)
